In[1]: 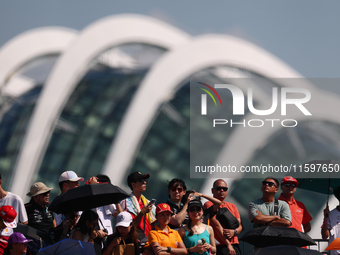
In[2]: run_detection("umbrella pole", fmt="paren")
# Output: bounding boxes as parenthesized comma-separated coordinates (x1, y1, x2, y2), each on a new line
(327, 178, 331, 205)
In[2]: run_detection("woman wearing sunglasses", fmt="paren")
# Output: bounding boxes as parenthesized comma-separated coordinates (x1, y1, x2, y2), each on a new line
(178, 199, 216, 255)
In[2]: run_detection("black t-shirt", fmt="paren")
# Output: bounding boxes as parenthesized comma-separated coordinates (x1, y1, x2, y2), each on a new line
(25, 199, 54, 233)
(167, 199, 189, 229)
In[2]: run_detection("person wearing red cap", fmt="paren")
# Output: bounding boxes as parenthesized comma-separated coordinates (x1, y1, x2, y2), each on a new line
(0, 174, 27, 255)
(278, 176, 312, 233)
(0, 206, 17, 255)
(120, 172, 156, 240)
(148, 203, 186, 255)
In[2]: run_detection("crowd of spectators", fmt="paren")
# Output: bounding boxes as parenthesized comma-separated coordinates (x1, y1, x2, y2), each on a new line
(1, 170, 337, 255)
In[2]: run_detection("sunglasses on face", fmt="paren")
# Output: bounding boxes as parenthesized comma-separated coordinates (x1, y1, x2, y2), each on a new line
(171, 187, 183, 193)
(136, 179, 147, 183)
(262, 181, 277, 187)
(283, 183, 296, 188)
(214, 186, 228, 191)
(189, 207, 202, 213)
(41, 191, 50, 197)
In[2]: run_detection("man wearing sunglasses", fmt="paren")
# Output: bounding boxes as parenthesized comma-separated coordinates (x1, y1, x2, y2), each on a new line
(204, 179, 243, 255)
(25, 182, 56, 233)
(278, 176, 312, 233)
(120, 172, 156, 240)
(249, 177, 291, 228)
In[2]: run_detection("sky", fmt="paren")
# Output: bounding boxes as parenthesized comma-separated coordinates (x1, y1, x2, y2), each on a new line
(1, 0, 340, 81)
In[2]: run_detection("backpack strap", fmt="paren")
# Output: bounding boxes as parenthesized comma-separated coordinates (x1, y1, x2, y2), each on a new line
(274, 198, 279, 216)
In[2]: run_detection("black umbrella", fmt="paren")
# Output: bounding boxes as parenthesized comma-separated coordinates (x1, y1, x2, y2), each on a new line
(251, 245, 322, 255)
(14, 224, 49, 253)
(296, 159, 340, 204)
(49, 183, 129, 214)
(240, 226, 316, 248)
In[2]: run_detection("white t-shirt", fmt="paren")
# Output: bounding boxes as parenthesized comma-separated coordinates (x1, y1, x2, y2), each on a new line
(0, 192, 28, 236)
(94, 204, 116, 235)
(327, 208, 340, 255)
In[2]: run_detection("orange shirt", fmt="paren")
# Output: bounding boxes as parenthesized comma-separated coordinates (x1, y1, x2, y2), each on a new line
(278, 194, 312, 232)
(204, 201, 240, 245)
(148, 225, 183, 248)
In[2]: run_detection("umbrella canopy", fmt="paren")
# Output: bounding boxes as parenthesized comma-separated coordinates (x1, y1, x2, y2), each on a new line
(296, 159, 340, 203)
(49, 183, 129, 214)
(297, 159, 340, 194)
(240, 226, 316, 248)
(37, 239, 95, 255)
(251, 245, 322, 255)
(325, 237, 340, 250)
(14, 223, 50, 252)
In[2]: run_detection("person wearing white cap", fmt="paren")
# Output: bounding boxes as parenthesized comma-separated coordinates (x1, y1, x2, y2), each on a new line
(25, 182, 56, 233)
(55, 171, 84, 226)
(58, 171, 84, 194)
(102, 212, 139, 255)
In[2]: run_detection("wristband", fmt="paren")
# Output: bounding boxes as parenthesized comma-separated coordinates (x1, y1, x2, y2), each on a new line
(234, 229, 238, 236)
(167, 246, 171, 253)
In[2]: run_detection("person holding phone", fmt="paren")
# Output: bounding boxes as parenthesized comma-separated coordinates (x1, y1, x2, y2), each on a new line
(120, 172, 156, 240)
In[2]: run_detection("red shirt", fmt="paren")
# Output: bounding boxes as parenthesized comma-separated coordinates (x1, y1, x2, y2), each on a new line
(278, 194, 312, 232)
(204, 201, 240, 245)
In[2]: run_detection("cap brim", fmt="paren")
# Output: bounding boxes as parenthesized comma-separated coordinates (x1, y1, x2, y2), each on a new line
(282, 181, 299, 185)
(116, 222, 131, 227)
(68, 177, 84, 182)
(22, 239, 33, 243)
(4, 221, 17, 228)
(26, 187, 53, 197)
(156, 209, 173, 214)
(142, 174, 150, 179)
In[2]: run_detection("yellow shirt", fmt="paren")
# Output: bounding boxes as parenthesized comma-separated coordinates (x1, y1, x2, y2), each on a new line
(148, 225, 183, 248)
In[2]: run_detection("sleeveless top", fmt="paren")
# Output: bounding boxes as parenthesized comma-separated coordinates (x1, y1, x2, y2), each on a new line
(183, 225, 211, 255)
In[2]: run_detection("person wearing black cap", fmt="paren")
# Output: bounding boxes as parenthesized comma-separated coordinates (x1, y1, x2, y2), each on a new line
(179, 199, 217, 255)
(120, 172, 156, 240)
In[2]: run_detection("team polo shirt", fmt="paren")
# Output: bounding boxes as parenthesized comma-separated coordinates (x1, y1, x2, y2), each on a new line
(278, 194, 312, 232)
(148, 225, 183, 248)
(204, 201, 240, 245)
(25, 199, 55, 233)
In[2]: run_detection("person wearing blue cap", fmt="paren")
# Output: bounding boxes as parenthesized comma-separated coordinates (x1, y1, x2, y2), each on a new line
(3, 232, 32, 255)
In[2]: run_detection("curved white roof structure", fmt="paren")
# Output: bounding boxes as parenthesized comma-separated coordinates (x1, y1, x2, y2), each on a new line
(0, 27, 78, 88)
(11, 14, 190, 198)
(102, 34, 316, 184)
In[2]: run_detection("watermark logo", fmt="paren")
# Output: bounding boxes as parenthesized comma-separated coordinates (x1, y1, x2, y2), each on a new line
(200, 83, 311, 116)
(197, 82, 222, 115)
(197, 82, 312, 128)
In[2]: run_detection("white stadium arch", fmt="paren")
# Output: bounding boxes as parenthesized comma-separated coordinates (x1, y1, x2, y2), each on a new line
(102, 34, 316, 185)
(11, 14, 190, 198)
(0, 27, 77, 88)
